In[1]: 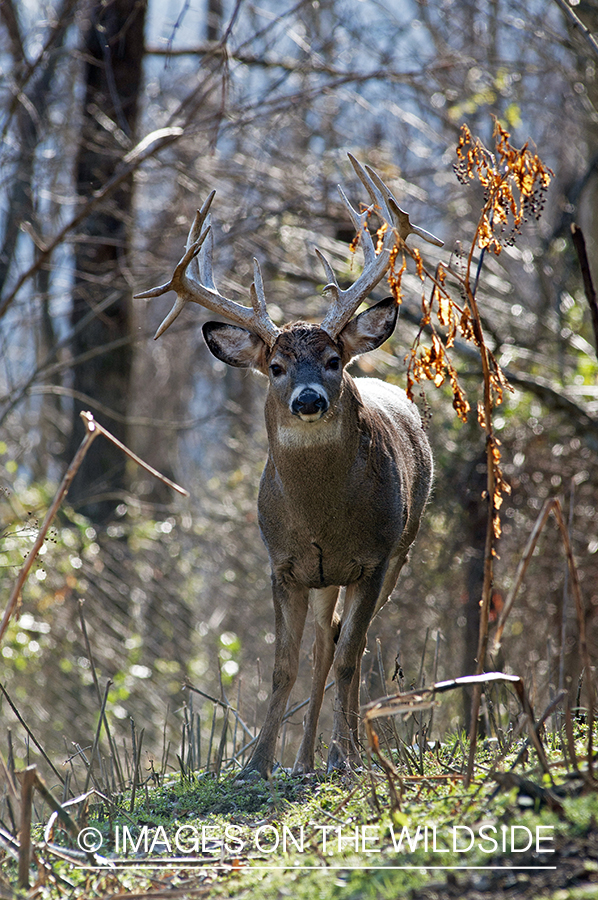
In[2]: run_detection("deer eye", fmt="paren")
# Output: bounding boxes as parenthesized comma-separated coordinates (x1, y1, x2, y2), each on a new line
(269, 363, 285, 377)
(325, 356, 341, 371)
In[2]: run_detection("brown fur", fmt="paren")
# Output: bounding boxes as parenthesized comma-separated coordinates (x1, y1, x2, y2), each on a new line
(203, 300, 433, 777)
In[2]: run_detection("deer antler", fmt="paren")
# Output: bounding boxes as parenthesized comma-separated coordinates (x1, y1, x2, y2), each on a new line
(137, 155, 441, 346)
(319, 153, 443, 339)
(135, 191, 280, 346)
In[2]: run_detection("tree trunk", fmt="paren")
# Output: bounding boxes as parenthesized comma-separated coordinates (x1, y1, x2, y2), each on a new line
(69, 0, 147, 521)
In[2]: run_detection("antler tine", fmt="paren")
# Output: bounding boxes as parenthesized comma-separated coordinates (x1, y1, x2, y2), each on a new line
(365, 165, 444, 248)
(337, 182, 378, 266)
(185, 190, 215, 285)
(314, 179, 378, 307)
(386, 194, 445, 247)
(135, 225, 211, 338)
(320, 156, 397, 339)
(188, 190, 215, 246)
(320, 153, 443, 339)
(250, 259, 267, 314)
(151, 296, 187, 340)
(193, 195, 219, 292)
(249, 259, 280, 344)
(314, 248, 340, 301)
(348, 153, 394, 224)
(135, 191, 280, 346)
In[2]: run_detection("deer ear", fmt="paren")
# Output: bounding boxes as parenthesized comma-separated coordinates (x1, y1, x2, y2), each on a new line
(339, 297, 398, 362)
(203, 322, 268, 372)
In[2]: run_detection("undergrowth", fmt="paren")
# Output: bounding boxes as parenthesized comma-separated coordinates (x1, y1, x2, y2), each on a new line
(1, 720, 597, 900)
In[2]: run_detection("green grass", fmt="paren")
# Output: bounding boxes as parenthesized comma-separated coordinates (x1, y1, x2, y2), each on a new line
(4, 724, 597, 900)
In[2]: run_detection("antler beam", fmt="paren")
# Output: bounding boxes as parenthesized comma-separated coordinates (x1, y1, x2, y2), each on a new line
(319, 153, 443, 339)
(135, 191, 280, 346)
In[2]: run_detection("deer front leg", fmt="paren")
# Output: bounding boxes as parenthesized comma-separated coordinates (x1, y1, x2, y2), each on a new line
(292, 586, 340, 775)
(327, 567, 387, 773)
(242, 578, 309, 779)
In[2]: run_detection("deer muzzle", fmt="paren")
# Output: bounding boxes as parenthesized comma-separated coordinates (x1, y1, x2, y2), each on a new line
(291, 387, 329, 420)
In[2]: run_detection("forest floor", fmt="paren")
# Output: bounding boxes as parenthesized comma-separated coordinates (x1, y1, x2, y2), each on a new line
(1, 721, 597, 900)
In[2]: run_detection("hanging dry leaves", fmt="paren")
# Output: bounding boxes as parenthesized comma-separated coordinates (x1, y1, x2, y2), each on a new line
(455, 119, 553, 252)
(387, 243, 406, 305)
(395, 119, 550, 536)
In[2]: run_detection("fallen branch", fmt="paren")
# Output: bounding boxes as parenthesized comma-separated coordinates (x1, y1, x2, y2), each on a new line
(363, 671, 551, 783)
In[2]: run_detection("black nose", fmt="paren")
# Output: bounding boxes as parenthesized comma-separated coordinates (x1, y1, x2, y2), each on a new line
(291, 388, 328, 417)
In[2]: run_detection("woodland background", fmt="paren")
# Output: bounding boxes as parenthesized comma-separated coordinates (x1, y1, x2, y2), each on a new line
(0, 0, 597, 782)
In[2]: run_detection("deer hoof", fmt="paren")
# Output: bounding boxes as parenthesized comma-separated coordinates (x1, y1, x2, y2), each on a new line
(326, 740, 349, 773)
(291, 760, 314, 777)
(235, 769, 263, 784)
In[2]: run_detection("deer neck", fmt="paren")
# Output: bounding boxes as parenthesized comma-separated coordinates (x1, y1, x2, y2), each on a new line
(265, 376, 362, 481)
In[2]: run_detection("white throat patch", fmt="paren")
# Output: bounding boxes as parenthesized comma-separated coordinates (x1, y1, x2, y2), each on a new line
(276, 413, 341, 448)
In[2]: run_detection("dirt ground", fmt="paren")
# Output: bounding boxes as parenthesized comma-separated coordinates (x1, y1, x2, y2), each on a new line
(412, 827, 598, 899)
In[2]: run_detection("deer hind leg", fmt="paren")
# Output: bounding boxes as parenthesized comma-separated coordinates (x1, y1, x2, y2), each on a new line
(327, 557, 406, 773)
(293, 585, 340, 775)
(242, 579, 309, 779)
(327, 629, 369, 772)
(346, 633, 367, 753)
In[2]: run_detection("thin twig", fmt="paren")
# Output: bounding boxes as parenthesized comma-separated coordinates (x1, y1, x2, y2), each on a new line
(184, 682, 253, 739)
(570, 223, 598, 359)
(78, 600, 125, 790)
(79, 411, 189, 497)
(205, 704, 218, 773)
(0, 684, 64, 785)
(553, 0, 598, 59)
(559, 480, 575, 694)
(234, 681, 336, 763)
(0, 411, 188, 645)
(365, 719, 402, 811)
(84, 681, 111, 795)
(0, 128, 183, 320)
(0, 420, 99, 643)
(492, 496, 594, 780)
(215, 708, 230, 778)
(493, 499, 557, 648)
(17, 765, 36, 889)
(129, 727, 145, 813)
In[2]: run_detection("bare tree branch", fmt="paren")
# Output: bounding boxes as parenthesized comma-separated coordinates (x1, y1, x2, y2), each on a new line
(571, 223, 598, 359)
(0, 128, 183, 319)
(553, 0, 598, 59)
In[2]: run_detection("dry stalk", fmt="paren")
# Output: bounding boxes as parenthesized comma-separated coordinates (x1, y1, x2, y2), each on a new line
(16, 765, 100, 888)
(395, 122, 553, 786)
(364, 717, 402, 811)
(78, 600, 125, 791)
(363, 671, 550, 788)
(17, 765, 36, 888)
(493, 496, 594, 780)
(0, 683, 64, 785)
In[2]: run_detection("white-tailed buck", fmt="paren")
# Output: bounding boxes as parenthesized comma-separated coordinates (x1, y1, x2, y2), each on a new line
(137, 155, 441, 777)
